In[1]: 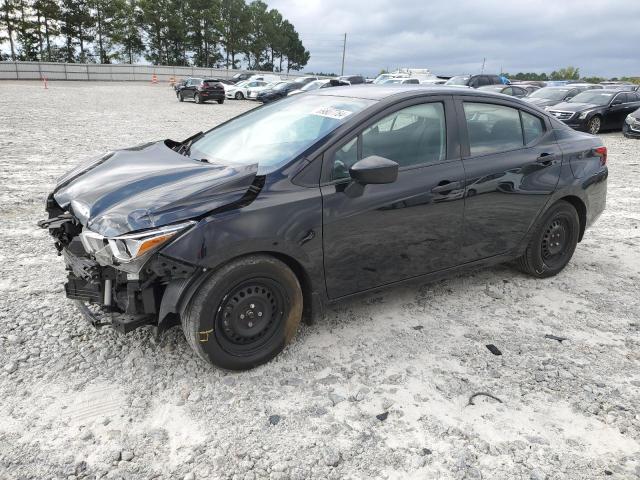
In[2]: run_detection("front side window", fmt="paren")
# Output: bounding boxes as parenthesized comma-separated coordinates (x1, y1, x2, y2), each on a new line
(190, 95, 375, 174)
(331, 102, 447, 180)
(464, 102, 523, 156)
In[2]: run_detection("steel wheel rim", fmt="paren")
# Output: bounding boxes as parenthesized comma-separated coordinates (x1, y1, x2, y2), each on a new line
(214, 278, 285, 356)
(541, 217, 570, 267)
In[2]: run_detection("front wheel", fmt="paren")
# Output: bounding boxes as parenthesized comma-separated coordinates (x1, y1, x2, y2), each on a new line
(587, 115, 601, 135)
(182, 255, 303, 370)
(235, 91, 243, 100)
(179, 92, 184, 102)
(515, 200, 580, 278)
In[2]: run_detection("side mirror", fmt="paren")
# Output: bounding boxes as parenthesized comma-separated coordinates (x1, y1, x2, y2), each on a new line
(349, 156, 399, 185)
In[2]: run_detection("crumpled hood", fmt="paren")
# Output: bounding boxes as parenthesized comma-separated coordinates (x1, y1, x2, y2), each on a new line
(53, 140, 258, 237)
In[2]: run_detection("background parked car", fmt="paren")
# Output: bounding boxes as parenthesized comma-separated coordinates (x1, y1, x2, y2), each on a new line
(230, 72, 252, 84)
(478, 84, 529, 98)
(177, 78, 225, 104)
(548, 89, 640, 134)
(288, 78, 350, 96)
(623, 107, 640, 138)
(444, 74, 506, 88)
(381, 78, 420, 85)
(247, 81, 286, 100)
(338, 74, 365, 85)
(226, 80, 269, 100)
(525, 86, 591, 109)
(256, 81, 304, 103)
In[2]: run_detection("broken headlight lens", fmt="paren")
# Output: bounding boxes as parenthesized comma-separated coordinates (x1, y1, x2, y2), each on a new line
(80, 221, 195, 272)
(107, 221, 195, 263)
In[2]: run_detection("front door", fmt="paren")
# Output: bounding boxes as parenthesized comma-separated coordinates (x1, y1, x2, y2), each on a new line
(456, 99, 562, 261)
(321, 98, 466, 299)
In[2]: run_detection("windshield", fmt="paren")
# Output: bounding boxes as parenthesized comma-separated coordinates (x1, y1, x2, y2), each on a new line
(568, 91, 615, 105)
(301, 80, 325, 91)
(189, 95, 375, 174)
(373, 74, 395, 84)
(383, 79, 404, 84)
(445, 75, 470, 86)
(479, 85, 504, 92)
(530, 88, 570, 100)
(234, 81, 249, 88)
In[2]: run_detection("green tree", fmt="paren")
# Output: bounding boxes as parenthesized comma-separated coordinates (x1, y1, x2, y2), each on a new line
(550, 66, 579, 80)
(33, 0, 61, 61)
(219, 0, 248, 69)
(111, 0, 145, 63)
(1, 0, 19, 60)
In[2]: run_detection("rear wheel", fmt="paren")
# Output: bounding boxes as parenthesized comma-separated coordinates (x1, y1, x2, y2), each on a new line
(516, 200, 580, 278)
(194, 93, 202, 104)
(587, 115, 601, 135)
(235, 91, 244, 100)
(217, 98, 225, 104)
(182, 255, 303, 370)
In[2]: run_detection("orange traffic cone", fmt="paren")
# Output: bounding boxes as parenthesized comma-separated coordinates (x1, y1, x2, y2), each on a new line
(151, 73, 158, 84)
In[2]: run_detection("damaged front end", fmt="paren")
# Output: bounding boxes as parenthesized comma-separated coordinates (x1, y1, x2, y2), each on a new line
(39, 197, 198, 333)
(38, 138, 262, 335)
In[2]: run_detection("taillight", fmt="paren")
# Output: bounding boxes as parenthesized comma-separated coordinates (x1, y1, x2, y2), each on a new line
(595, 146, 607, 166)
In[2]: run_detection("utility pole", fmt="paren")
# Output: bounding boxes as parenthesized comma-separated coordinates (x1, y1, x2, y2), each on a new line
(341, 33, 347, 76)
(481, 57, 486, 74)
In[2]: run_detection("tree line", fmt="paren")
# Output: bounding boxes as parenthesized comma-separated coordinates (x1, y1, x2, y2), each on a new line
(503, 66, 640, 85)
(0, 0, 310, 72)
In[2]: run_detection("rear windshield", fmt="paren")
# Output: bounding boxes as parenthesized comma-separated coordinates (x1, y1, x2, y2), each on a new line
(529, 88, 570, 100)
(445, 75, 470, 86)
(189, 95, 376, 174)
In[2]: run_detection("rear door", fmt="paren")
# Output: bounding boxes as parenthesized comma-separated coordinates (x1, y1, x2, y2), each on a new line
(455, 97, 562, 261)
(321, 96, 466, 298)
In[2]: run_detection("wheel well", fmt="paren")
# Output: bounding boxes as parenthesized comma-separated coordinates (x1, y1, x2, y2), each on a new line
(267, 252, 315, 325)
(559, 195, 586, 241)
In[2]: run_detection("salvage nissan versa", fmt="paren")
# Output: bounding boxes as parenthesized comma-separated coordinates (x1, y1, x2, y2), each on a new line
(39, 86, 608, 370)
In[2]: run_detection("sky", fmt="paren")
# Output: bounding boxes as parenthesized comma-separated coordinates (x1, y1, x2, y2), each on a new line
(268, 0, 640, 79)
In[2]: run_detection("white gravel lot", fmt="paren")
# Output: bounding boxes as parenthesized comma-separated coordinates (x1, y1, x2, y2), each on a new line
(0, 81, 639, 480)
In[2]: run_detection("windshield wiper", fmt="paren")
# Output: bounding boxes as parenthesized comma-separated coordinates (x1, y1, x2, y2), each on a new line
(178, 131, 204, 157)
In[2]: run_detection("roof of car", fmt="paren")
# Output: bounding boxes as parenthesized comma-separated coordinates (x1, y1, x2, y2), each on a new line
(310, 84, 523, 101)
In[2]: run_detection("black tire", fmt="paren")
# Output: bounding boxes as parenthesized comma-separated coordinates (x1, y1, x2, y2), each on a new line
(516, 200, 580, 278)
(194, 93, 202, 104)
(182, 255, 303, 370)
(179, 92, 184, 102)
(587, 115, 601, 135)
(235, 91, 243, 100)
(217, 98, 225, 104)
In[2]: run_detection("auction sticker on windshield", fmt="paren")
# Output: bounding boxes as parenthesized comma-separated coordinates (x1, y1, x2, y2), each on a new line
(311, 106, 354, 120)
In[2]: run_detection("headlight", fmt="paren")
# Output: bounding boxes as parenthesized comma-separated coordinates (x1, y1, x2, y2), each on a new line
(578, 111, 590, 120)
(80, 221, 195, 272)
(626, 114, 634, 125)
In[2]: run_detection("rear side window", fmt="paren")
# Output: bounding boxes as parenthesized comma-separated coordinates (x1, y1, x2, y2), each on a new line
(521, 111, 545, 144)
(464, 103, 523, 155)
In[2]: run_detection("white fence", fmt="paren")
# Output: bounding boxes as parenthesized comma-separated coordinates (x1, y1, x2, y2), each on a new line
(0, 61, 308, 82)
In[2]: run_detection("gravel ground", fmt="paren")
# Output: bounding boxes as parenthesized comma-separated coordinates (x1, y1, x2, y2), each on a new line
(1, 81, 639, 480)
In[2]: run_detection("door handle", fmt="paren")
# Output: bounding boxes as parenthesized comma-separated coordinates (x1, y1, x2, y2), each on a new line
(431, 181, 462, 194)
(536, 153, 554, 166)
